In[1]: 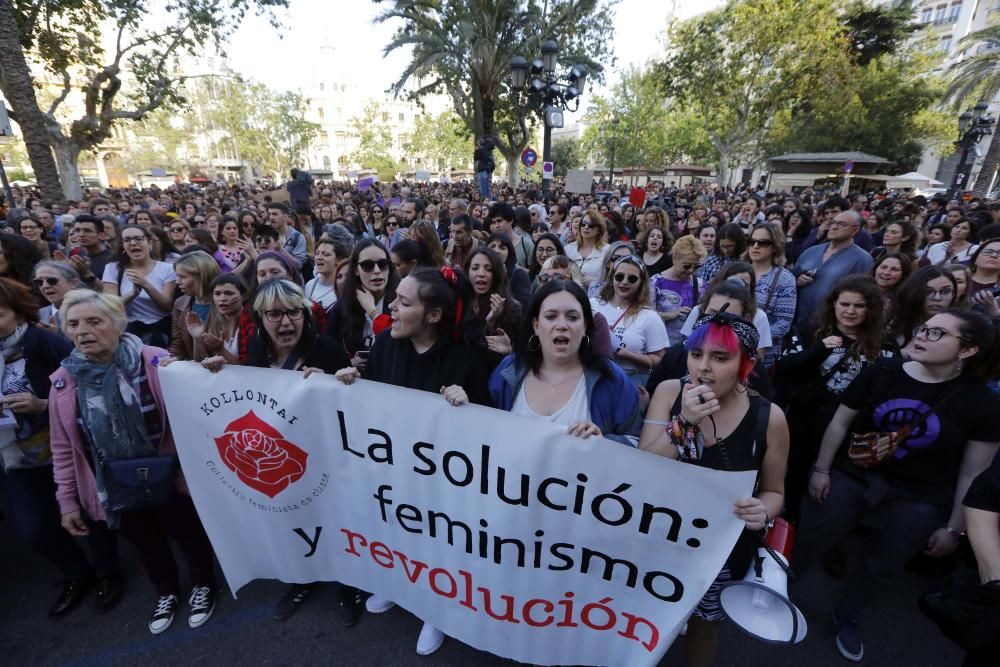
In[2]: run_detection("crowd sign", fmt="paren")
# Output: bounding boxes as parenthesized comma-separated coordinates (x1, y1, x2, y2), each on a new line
(159, 363, 754, 666)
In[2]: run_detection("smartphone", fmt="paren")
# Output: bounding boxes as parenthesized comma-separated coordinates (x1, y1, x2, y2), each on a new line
(69, 247, 89, 259)
(357, 351, 370, 360)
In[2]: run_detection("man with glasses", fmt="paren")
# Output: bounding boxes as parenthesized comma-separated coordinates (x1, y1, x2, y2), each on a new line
(793, 210, 874, 341)
(547, 203, 567, 238)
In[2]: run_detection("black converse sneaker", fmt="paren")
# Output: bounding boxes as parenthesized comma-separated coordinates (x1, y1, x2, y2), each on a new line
(148, 594, 178, 635)
(188, 586, 217, 629)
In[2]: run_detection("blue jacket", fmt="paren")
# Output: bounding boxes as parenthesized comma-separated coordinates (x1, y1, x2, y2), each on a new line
(488, 355, 643, 446)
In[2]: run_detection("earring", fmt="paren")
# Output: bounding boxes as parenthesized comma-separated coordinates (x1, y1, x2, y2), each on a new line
(529, 335, 541, 352)
(956, 357, 965, 373)
(582, 335, 591, 351)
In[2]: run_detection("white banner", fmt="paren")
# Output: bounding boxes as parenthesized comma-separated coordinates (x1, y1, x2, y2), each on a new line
(159, 363, 754, 666)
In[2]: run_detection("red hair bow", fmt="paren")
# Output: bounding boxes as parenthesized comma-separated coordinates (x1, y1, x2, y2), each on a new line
(440, 265, 458, 285)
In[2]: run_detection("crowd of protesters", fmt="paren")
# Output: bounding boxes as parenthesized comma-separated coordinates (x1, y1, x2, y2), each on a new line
(1, 173, 999, 665)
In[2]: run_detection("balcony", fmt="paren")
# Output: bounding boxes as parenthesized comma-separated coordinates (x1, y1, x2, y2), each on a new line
(932, 15, 959, 26)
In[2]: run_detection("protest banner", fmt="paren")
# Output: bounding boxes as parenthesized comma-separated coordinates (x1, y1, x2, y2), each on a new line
(566, 169, 595, 194)
(159, 363, 754, 666)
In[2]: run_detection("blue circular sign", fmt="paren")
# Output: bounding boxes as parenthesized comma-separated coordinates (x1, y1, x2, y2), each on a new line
(521, 148, 537, 167)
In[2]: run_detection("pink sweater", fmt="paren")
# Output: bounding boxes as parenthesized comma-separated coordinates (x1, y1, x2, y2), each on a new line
(48, 346, 186, 521)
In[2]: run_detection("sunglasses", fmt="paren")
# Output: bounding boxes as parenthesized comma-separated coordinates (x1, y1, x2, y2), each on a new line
(385, 220, 400, 227)
(263, 309, 304, 323)
(538, 273, 572, 283)
(169, 226, 186, 233)
(613, 273, 640, 284)
(358, 259, 390, 272)
(749, 238, 773, 247)
(33, 277, 61, 287)
(581, 222, 600, 229)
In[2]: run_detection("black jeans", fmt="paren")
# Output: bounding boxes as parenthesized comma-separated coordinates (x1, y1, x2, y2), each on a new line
(0, 466, 119, 580)
(118, 493, 216, 597)
(793, 468, 948, 620)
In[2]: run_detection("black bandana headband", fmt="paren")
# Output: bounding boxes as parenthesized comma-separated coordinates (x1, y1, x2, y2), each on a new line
(691, 303, 759, 356)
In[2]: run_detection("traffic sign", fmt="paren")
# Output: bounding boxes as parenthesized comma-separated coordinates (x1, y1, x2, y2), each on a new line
(542, 161, 554, 177)
(521, 147, 537, 167)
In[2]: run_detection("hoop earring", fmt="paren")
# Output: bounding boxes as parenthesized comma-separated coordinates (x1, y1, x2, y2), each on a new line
(529, 335, 541, 352)
(582, 335, 591, 351)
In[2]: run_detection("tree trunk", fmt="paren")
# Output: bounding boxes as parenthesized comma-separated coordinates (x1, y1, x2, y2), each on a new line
(0, 0, 65, 203)
(716, 151, 731, 189)
(51, 138, 83, 202)
(505, 155, 520, 187)
(972, 132, 1000, 198)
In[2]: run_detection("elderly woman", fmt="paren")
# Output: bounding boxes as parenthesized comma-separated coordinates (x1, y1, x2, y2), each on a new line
(0, 278, 116, 619)
(33, 260, 84, 333)
(50, 290, 217, 635)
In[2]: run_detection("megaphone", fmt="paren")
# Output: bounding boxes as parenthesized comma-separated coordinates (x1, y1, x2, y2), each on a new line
(719, 518, 807, 644)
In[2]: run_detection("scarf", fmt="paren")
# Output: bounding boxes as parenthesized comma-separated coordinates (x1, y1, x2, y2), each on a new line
(0, 323, 29, 470)
(61, 333, 156, 522)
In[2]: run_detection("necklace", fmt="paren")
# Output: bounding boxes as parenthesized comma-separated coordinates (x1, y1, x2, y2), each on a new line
(536, 369, 583, 389)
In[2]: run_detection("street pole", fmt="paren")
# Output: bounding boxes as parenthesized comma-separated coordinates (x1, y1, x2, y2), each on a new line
(609, 135, 616, 186)
(542, 122, 553, 198)
(0, 157, 14, 209)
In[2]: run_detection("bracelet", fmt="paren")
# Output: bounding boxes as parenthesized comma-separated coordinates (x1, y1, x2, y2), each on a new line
(811, 465, 830, 475)
(366, 308, 378, 320)
(667, 416, 704, 461)
(944, 526, 966, 538)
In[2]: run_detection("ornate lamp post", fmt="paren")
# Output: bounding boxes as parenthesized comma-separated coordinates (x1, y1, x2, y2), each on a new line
(949, 101, 995, 199)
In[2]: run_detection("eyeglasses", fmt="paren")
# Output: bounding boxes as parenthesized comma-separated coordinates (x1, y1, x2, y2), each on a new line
(537, 245, 557, 256)
(979, 249, 1000, 258)
(613, 273, 640, 284)
(912, 325, 967, 343)
(358, 259, 390, 272)
(926, 287, 955, 300)
(193, 218, 206, 224)
(749, 238, 773, 248)
(121, 236, 148, 245)
(33, 277, 61, 287)
(263, 309, 304, 323)
(828, 220, 858, 229)
(169, 226, 186, 233)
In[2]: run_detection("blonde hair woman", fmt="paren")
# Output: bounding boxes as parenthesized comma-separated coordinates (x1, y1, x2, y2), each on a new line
(744, 222, 797, 367)
(564, 210, 610, 287)
(651, 235, 708, 340)
(170, 251, 221, 361)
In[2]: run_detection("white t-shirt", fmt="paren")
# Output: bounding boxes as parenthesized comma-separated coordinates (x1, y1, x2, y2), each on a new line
(102, 261, 176, 324)
(511, 376, 590, 426)
(565, 243, 611, 282)
(679, 306, 773, 349)
(925, 241, 978, 265)
(304, 277, 337, 310)
(590, 299, 670, 371)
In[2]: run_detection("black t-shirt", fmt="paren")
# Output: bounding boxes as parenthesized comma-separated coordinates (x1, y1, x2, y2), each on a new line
(246, 333, 350, 375)
(840, 359, 1000, 502)
(366, 330, 491, 406)
(964, 456, 1000, 513)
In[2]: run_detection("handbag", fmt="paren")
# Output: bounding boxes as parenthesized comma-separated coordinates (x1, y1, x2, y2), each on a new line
(848, 381, 965, 469)
(103, 454, 178, 513)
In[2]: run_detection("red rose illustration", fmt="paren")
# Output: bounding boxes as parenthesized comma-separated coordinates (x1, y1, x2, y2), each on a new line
(214, 411, 308, 498)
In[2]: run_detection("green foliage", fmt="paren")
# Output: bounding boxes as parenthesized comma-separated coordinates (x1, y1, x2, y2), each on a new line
(843, 0, 920, 66)
(348, 102, 402, 182)
(551, 137, 583, 176)
(582, 66, 715, 171)
(374, 0, 616, 180)
(403, 111, 473, 173)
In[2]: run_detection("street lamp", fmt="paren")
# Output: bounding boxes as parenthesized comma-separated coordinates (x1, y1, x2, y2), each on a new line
(607, 117, 620, 185)
(510, 40, 589, 196)
(949, 101, 995, 198)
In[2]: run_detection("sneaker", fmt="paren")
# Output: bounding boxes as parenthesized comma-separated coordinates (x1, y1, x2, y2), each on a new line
(338, 585, 364, 628)
(833, 611, 864, 662)
(188, 585, 217, 629)
(148, 594, 179, 635)
(416, 621, 445, 656)
(365, 593, 396, 614)
(273, 583, 315, 621)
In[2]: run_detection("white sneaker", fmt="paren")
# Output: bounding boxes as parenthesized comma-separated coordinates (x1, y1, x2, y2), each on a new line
(148, 594, 178, 635)
(187, 586, 216, 629)
(365, 594, 396, 614)
(416, 622, 445, 656)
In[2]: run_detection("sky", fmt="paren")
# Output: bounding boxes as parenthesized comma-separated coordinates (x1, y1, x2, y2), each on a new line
(225, 0, 725, 99)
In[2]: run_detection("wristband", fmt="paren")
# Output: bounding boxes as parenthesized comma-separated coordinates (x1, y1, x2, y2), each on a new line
(811, 465, 830, 475)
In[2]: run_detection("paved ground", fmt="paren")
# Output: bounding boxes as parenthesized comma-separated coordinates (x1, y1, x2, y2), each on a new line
(0, 515, 965, 667)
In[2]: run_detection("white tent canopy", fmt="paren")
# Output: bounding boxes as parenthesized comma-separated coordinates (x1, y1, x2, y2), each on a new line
(887, 172, 943, 189)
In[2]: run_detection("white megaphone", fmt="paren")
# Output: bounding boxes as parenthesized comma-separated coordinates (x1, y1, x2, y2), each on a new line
(719, 517, 807, 644)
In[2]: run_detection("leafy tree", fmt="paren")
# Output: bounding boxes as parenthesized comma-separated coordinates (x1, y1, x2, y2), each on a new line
(843, 0, 920, 66)
(582, 66, 715, 172)
(375, 0, 616, 185)
(403, 111, 474, 173)
(1, 0, 287, 201)
(655, 0, 849, 185)
(551, 137, 583, 176)
(946, 19, 1000, 195)
(348, 102, 401, 182)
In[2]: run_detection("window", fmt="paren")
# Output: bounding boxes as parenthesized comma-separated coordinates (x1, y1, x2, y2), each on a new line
(318, 107, 324, 119)
(941, 35, 953, 52)
(399, 113, 405, 121)
(382, 112, 389, 122)
(949, 1, 961, 20)
(322, 156, 331, 170)
(934, 4, 946, 21)
(319, 131, 329, 143)
(319, 83, 325, 91)
(921, 8, 932, 22)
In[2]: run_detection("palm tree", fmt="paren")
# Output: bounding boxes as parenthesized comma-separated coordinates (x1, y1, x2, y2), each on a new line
(946, 24, 1000, 197)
